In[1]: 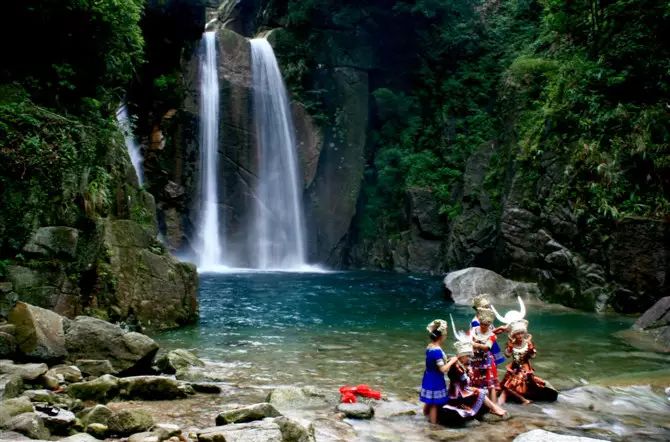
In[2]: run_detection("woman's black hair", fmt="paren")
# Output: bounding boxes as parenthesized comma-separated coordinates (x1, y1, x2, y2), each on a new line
(429, 328, 442, 341)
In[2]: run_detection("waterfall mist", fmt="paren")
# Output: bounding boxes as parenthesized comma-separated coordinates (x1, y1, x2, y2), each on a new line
(116, 104, 144, 186)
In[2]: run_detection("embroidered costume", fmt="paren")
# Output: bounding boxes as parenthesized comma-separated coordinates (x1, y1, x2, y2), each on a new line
(471, 316, 506, 365)
(470, 324, 500, 390)
(442, 343, 486, 418)
(501, 321, 558, 402)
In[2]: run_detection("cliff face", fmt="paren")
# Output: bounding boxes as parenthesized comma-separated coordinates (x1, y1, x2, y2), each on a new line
(139, 0, 668, 315)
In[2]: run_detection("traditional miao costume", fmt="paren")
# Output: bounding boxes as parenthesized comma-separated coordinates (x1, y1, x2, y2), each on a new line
(470, 294, 506, 366)
(469, 313, 501, 391)
(442, 341, 487, 418)
(419, 320, 449, 406)
(500, 320, 558, 402)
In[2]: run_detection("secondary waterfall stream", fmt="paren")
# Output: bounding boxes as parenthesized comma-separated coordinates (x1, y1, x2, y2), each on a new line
(249, 38, 308, 270)
(195, 31, 224, 270)
(116, 104, 144, 186)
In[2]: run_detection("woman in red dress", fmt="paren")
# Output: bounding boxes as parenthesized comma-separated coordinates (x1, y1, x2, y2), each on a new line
(469, 308, 501, 402)
(498, 319, 558, 404)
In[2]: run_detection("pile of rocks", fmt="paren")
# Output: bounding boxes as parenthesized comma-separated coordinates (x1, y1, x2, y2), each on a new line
(0, 301, 221, 441)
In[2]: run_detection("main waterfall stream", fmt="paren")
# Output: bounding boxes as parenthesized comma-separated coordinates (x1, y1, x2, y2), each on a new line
(155, 272, 670, 441)
(195, 31, 225, 271)
(249, 38, 308, 270)
(116, 104, 144, 185)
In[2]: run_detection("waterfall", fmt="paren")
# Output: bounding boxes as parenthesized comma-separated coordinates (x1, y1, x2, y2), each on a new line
(195, 31, 225, 270)
(250, 38, 308, 270)
(116, 104, 144, 186)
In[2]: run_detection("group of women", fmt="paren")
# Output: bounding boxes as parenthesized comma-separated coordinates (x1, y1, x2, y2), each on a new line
(419, 295, 558, 425)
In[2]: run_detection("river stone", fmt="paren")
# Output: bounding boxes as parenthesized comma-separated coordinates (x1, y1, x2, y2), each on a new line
(513, 429, 608, 441)
(3, 412, 50, 440)
(64, 316, 159, 374)
(67, 375, 119, 403)
(0, 333, 17, 358)
(309, 418, 356, 441)
(274, 416, 314, 442)
(0, 284, 19, 321)
(75, 360, 114, 377)
(78, 404, 113, 426)
(107, 409, 154, 436)
(60, 433, 103, 442)
(0, 397, 33, 422)
(198, 419, 283, 442)
(0, 361, 48, 381)
(128, 431, 159, 442)
(152, 423, 181, 440)
(46, 365, 82, 383)
(86, 423, 108, 438)
(35, 406, 76, 435)
(118, 376, 188, 400)
(8, 302, 67, 362)
(155, 349, 204, 374)
(215, 403, 281, 425)
(634, 296, 670, 330)
(0, 374, 23, 400)
(189, 383, 222, 394)
(336, 402, 374, 419)
(22, 227, 79, 259)
(443, 267, 540, 305)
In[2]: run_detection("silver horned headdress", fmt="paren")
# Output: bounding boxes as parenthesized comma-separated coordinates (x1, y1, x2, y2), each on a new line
(491, 296, 526, 324)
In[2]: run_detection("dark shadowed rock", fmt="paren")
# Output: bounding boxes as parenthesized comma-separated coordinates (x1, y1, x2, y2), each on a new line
(215, 403, 281, 425)
(64, 316, 159, 374)
(22, 227, 79, 259)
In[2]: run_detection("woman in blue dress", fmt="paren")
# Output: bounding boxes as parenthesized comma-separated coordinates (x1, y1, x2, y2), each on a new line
(420, 319, 458, 424)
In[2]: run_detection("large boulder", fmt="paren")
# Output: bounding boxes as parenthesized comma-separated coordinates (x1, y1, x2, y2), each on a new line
(22, 227, 79, 259)
(155, 349, 204, 374)
(215, 403, 281, 425)
(621, 296, 670, 352)
(64, 316, 159, 374)
(444, 267, 540, 305)
(102, 219, 198, 330)
(7, 302, 67, 362)
(107, 409, 154, 436)
(274, 416, 314, 442)
(67, 375, 119, 403)
(198, 419, 283, 442)
(117, 376, 189, 400)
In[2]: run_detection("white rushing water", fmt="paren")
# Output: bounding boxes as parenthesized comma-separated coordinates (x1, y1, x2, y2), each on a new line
(195, 31, 224, 271)
(250, 38, 308, 270)
(116, 104, 144, 185)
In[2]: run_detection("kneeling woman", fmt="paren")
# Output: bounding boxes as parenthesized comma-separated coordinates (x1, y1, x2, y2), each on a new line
(443, 331, 507, 419)
(420, 319, 458, 424)
(499, 319, 558, 404)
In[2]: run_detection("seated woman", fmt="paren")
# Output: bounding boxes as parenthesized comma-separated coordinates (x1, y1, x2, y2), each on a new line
(470, 308, 502, 402)
(498, 319, 558, 404)
(420, 319, 458, 424)
(443, 317, 506, 420)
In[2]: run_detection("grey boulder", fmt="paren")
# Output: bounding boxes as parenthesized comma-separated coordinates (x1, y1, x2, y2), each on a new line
(336, 403, 374, 419)
(215, 403, 281, 425)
